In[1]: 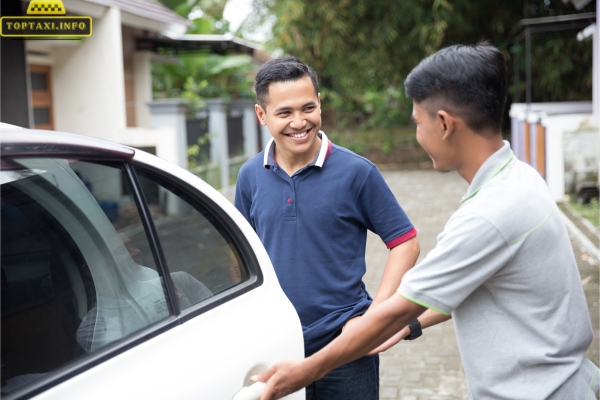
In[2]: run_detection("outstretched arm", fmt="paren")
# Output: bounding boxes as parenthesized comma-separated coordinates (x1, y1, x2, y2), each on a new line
(256, 294, 425, 400)
(367, 308, 452, 354)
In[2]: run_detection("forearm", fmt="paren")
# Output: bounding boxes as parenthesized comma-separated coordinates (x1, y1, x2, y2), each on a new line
(397, 309, 451, 339)
(308, 294, 425, 380)
(371, 236, 420, 307)
(418, 308, 452, 329)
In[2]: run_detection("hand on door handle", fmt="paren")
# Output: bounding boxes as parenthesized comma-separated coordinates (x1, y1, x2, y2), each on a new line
(232, 381, 266, 400)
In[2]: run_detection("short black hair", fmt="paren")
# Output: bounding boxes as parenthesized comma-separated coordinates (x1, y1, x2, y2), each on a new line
(254, 56, 319, 109)
(404, 43, 507, 133)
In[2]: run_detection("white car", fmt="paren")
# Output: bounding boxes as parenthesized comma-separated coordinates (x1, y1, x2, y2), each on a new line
(0, 124, 304, 400)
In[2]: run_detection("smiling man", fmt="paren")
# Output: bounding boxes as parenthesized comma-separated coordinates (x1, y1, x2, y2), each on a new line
(253, 45, 600, 400)
(234, 56, 420, 399)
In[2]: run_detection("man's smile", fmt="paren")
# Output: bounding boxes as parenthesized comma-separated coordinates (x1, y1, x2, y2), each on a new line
(283, 126, 313, 140)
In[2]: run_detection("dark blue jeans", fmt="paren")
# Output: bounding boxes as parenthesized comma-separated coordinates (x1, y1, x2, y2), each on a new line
(305, 354, 379, 400)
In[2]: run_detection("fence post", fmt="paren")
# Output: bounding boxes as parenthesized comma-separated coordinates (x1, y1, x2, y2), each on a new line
(148, 98, 189, 215)
(205, 98, 230, 190)
(232, 99, 259, 158)
(148, 98, 189, 169)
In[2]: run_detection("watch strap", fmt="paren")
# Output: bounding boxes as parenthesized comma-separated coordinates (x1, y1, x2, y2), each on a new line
(404, 319, 422, 340)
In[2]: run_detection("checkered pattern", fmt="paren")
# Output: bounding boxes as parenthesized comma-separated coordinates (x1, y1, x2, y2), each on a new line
(27, 1, 66, 15)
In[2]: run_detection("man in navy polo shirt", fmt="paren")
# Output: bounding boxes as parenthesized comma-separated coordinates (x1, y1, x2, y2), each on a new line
(235, 56, 419, 399)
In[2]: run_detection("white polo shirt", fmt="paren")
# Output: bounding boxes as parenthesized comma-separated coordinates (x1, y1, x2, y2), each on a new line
(399, 141, 599, 399)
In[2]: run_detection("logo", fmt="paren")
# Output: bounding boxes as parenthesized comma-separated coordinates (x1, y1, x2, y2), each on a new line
(1, 0, 92, 38)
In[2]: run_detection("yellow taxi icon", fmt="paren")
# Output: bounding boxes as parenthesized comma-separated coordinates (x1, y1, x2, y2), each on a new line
(27, 0, 66, 15)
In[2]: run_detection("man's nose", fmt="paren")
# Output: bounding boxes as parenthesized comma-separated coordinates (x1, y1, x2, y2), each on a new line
(290, 113, 305, 128)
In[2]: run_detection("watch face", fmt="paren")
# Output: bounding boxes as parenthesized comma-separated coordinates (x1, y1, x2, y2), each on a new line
(406, 320, 422, 340)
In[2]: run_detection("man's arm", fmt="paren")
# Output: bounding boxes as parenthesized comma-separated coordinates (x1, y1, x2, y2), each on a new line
(255, 294, 425, 400)
(372, 236, 420, 307)
(343, 236, 419, 348)
(367, 308, 451, 354)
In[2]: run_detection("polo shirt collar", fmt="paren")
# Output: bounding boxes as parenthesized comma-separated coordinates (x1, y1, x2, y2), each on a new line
(263, 130, 332, 169)
(461, 140, 514, 203)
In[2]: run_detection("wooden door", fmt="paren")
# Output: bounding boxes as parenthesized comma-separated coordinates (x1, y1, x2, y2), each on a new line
(29, 65, 54, 130)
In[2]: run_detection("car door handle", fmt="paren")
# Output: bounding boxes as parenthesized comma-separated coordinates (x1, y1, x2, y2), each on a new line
(232, 382, 266, 400)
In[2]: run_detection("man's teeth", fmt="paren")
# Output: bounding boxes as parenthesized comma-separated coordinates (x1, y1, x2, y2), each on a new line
(291, 131, 308, 138)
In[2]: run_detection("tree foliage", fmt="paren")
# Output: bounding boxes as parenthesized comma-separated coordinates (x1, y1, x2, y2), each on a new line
(252, 0, 596, 127)
(152, 54, 255, 112)
(153, 0, 257, 110)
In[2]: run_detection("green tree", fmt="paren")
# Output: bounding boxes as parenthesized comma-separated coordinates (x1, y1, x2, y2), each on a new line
(152, 0, 257, 108)
(158, 0, 232, 34)
(251, 0, 595, 127)
(152, 54, 255, 111)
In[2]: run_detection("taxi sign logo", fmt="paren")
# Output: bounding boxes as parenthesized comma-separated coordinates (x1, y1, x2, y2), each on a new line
(1, 0, 92, 38)
(27, 1, 65, 15)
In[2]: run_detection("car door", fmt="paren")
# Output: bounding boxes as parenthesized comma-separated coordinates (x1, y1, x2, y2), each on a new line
(0, 131, 304, 399)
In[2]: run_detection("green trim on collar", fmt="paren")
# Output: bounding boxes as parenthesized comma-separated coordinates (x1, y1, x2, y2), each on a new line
(461, 150, 514, 203)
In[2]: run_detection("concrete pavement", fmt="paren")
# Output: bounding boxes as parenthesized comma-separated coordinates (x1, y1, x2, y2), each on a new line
(364, 169, 600, 400)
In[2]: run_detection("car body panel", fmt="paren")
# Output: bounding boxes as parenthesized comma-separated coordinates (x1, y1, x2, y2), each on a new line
(0, 126, 304, 399)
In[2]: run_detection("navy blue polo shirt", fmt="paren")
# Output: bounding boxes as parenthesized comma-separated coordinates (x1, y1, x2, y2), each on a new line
(235, 131, 416, 356)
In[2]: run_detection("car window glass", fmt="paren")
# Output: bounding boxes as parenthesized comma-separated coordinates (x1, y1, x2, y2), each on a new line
(134, 168, 247, 311)
(1, 158, 170, 395)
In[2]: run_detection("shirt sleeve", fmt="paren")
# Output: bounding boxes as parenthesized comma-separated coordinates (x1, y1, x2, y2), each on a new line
(234, 167, 254, 230)
(357, 165, 416, 248)
(398, 212, 512, 315)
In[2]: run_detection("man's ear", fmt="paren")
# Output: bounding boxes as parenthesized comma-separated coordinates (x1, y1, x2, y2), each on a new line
(317, 92, 322, 114)
(255, 104, 267, 126)
(437, 110, 457, 141)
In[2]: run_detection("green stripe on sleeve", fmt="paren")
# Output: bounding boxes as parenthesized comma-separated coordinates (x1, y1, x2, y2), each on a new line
(587, 367, 599, 400)
(399, 292, 451, 316)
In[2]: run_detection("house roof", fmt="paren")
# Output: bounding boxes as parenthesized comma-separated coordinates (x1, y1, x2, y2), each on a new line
(510, 12, 596, 40)
(83, 0, 187, 28)
(138, 34, 264, 56)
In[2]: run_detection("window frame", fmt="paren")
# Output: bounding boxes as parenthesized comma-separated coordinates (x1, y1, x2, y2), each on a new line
(128, 160, 264, 324)
(2, 156, 264, 400)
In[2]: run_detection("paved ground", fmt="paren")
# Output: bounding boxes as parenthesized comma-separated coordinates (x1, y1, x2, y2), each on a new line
(363, 169, 600, 400)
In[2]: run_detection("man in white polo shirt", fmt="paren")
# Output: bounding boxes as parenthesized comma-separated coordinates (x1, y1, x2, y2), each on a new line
(254, 43, 600, 400)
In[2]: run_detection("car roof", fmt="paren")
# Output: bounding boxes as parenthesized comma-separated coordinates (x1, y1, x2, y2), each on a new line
(0, 124, 135, 161)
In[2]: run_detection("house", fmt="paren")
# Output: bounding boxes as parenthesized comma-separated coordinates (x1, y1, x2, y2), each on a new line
(2, 0, 266, 184)
(509, 10, 599, 204)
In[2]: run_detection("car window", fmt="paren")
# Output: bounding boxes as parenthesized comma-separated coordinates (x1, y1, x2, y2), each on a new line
(134, 168, 248, 311)
(1, 158, 170, 396)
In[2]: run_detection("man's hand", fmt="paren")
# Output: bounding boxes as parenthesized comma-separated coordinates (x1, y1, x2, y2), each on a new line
(256, 295, 425, 399)
(253, 360, 316, 400)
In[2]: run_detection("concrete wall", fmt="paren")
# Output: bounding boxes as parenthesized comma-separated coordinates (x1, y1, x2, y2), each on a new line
(133, 51, 153, 129)
(563, 119, 599, 191)
(510, 103, 597, 202)
(52, 7, 126, 142)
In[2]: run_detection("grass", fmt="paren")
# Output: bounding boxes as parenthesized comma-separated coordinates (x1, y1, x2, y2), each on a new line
(570, 198, 600, 228)
(324, 125, 417, 155)
(323, 125, 433, 167)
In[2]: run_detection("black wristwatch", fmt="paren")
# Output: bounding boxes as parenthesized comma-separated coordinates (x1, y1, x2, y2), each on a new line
(404, 319, 422, 340)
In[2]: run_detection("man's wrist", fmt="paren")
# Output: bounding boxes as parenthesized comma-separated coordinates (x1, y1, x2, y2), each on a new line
(304, 354, 329, 382)
(404, 319, 422, 340)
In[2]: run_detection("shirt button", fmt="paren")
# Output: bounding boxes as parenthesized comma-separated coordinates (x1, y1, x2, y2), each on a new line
(287, 197, 292, 203)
